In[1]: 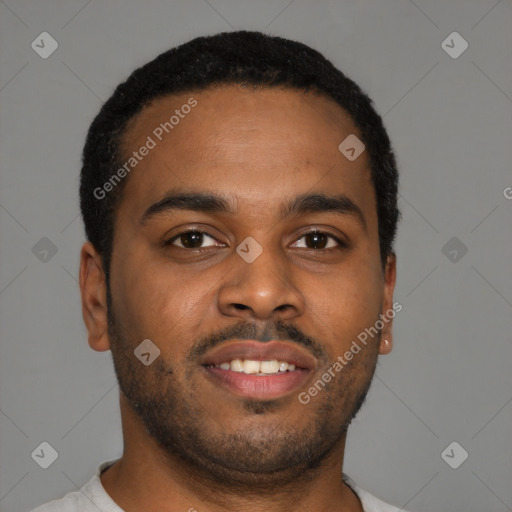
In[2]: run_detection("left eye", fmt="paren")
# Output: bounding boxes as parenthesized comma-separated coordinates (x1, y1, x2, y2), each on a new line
(291, 231, 343, 250)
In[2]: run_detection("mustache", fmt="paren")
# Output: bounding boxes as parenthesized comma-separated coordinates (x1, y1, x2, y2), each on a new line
(187, 320, 327, 363)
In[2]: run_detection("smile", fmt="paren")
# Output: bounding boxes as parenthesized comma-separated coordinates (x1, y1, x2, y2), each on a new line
(201, 340, 316, 400)
(207, 359, 296, 375)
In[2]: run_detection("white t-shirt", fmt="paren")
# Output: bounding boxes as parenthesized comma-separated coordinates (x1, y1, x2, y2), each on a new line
(29, 460, 410, 512)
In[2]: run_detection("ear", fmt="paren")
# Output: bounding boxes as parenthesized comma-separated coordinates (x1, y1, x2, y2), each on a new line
(378, 252, 397, 355)
(79, 241, 111, 352)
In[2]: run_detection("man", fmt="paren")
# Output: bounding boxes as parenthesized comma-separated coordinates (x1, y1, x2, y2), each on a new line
(31, 30, 407, 512)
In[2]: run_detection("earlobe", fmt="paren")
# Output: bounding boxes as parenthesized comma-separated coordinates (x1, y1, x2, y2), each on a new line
(79, 242, 111, 352)
(378, 252, 397, 355)
(378, 337, 393, 355)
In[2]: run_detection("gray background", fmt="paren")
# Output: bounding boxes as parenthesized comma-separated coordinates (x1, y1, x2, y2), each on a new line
(1, 1, 511, 511)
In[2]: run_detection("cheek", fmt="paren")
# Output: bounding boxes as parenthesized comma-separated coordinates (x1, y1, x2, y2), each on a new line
(306, 259, 384, 350)
(112, 255, 211, 356)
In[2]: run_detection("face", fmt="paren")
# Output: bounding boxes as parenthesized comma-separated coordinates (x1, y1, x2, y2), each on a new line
(81, 85, 396, 488)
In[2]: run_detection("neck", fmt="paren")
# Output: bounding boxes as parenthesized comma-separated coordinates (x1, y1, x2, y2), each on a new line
(100, 393, 363, 512)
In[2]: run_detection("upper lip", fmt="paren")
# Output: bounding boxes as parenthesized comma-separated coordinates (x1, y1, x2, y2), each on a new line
(200, 340, 318, 370)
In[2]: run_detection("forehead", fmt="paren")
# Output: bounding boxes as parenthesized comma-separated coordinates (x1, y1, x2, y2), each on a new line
(117, 85, 375, 225)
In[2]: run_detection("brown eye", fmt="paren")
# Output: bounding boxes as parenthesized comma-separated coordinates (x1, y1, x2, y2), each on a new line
(292, 231, 343, 250)
(305, 232, 329, 249)
(168, 230, 219, 249)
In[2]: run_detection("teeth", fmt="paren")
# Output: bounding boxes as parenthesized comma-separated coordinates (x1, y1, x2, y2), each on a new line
(214, 359, 297, 374)
(243, 360, 261, 374)
(230, 359, 244, 372)
(261, 360, 279, 373)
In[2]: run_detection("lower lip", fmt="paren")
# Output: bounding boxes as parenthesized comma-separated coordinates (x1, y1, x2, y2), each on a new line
(204, 367, 310, 400)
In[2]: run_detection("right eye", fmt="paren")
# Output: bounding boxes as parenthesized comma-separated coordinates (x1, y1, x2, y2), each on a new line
(165, 230, 223, 250)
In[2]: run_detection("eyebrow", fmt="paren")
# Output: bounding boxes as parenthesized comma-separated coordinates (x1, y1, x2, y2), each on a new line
(140, 190, 366, 230)
(141, 191, 235, 224)
(281, 192, 366, 230)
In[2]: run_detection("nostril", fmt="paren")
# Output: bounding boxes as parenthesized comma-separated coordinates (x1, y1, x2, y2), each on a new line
(233, 303, 249, 310)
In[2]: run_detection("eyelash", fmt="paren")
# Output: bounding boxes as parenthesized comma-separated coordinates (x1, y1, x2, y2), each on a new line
(164, 229, 347, 251)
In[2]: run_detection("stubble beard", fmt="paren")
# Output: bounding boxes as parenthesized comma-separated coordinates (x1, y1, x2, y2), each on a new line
(106, 289, 379, 492)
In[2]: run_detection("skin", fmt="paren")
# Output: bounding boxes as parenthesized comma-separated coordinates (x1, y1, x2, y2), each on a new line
(79, 84, 396, 512)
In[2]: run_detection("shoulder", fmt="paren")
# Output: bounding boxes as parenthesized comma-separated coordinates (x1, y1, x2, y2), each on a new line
(354, 485, 411, 512)
(343, 475, 411, 512)
(29, 490, 87, 512)
(28, 460, 122, 512)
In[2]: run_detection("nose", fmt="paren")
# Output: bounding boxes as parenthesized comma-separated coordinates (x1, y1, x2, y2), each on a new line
(217, 242, 305, 322)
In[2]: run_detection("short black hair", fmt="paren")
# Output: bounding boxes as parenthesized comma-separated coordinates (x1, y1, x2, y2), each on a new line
(80, 30, 399, 279)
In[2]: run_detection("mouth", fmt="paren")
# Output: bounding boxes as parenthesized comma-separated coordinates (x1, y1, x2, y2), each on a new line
(200, 340, 317, 400)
